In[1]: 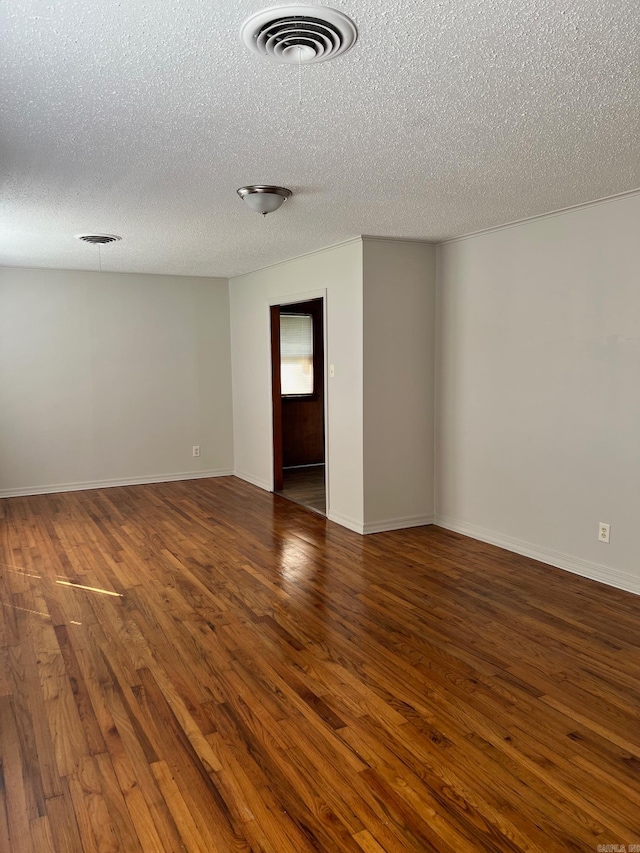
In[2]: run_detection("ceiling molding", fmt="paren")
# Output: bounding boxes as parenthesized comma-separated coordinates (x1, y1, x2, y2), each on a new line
(439, 187, 640, 246)
(0, 264, 229, 282)
(361, 235, 438, 246)
(230, 235, 363, 281)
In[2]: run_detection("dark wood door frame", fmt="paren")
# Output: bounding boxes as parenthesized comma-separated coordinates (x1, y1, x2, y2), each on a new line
(271, 296, 326, 498)
(270, 305, 284, 491)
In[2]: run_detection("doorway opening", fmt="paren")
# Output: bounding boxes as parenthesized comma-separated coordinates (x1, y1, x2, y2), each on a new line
(270, 298, 326, 515)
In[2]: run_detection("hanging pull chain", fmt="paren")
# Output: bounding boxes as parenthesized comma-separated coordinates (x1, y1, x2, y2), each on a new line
(98, 243, 103, 272)
(298, 46, 303, 104)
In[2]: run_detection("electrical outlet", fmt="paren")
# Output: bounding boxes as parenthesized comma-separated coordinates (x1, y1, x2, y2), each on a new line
(192, 445, 200, 457)
(598, 522, 610, 543)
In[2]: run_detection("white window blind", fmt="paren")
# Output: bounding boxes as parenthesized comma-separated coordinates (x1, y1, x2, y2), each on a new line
(280, 314, 314, 395)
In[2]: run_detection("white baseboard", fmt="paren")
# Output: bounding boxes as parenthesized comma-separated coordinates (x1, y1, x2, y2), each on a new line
(363, 514, 434, 535)
(233, 470, 272, 493)
(435, 514, 640, 597)
(327, 510, 364, 534)
(0, 469, 234, 499)
(324, 511, 435, 536)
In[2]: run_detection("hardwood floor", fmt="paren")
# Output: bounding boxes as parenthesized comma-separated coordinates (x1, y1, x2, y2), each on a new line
(277, 464, 326, 514)
(0, 476, 639, 852)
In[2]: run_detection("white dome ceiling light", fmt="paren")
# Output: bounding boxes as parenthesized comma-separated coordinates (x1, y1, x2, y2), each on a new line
(240, 5, 358, 65)
(237, 185, 292, 216)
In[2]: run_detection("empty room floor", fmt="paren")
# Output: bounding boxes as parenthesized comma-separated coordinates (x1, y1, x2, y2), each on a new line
(0, 477, 638, 852)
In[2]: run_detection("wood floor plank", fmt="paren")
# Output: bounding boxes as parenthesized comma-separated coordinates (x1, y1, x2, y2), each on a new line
(0, 765, 11, 852)
(0, 696, 33, 853)
(352, 829, 388, 853)
(66, 755, 115, 853)
(29, 815, 56, 853)
(95, 662, 186, 853)
(1, 477, 639, 852)
(40, 674, 90, 778)
(150, 759, 217, 853)
(137, 668, 252, 852)
(54, 624, 107, 756)
(45, 781, 85, 853)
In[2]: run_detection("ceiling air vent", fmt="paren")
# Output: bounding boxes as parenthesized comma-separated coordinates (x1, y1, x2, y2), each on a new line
(241, 5, 357, 64)
(76, 234, 122, 244)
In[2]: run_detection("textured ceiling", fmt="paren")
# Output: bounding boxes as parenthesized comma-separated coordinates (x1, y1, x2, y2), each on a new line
(1, 0, 639, 278)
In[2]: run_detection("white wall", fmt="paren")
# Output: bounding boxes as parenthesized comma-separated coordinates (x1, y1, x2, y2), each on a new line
(435, 193, 640, 594)
(0, 268, 234, 496)
(229, 239, 364, 531)
(363, 239, 436, 532)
